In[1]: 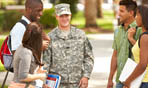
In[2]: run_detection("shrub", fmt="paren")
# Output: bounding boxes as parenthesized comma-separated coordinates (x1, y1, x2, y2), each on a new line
(40, 8, 57, 29)
(2, 10, 23, 31)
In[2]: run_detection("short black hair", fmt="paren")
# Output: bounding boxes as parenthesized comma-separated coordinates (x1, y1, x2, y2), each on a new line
(119, 0, 137, 17)
(25, 0, 43, 9)
(137, 5, 148, 31)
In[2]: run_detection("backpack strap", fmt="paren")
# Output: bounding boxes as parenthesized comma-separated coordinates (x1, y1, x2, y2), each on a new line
(138, 32, 148, 47)
(19, 19, 28, 28)
(8, 20, 28, 50)
(1, 19, 29, 88)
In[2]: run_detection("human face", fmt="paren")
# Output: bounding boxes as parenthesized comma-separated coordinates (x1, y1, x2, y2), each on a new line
(135, 11, 142, 27)
(56, 14, 71, 29)
(29, 3, 43, 22)
(118, 5, 131, 24)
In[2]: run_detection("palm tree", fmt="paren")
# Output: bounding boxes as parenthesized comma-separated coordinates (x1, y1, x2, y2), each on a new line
(13, 0, 24, 5)
(84, 0, 98, 27)
(142, 0, 148, 5)
(96, 0, 103, 18)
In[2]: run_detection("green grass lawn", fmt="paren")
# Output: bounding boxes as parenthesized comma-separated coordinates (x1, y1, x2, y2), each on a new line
(0, 39, 5, 71)
(0, 85, 8, 88)
(71, 10, 114, 31)
(0, 84, 8, 88)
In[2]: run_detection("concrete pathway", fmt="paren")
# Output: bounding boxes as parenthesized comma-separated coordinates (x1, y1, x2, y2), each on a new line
(88, 34, 113, 88)
(0, 33, 114, 88)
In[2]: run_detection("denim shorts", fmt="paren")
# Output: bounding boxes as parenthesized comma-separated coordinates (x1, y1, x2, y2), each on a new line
(116, 82, 148, 88)
(116, 82, 124, 88)
(140, 82, 148, 88)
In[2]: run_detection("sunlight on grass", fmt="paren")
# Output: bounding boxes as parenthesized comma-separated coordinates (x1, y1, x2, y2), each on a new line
(97, 10, 114, 30)
(71, 11, 85, 28)
(0, 85, 8, 88)
(71, 10, 114, 31)
(0, 61, 5, 71)
(0, 39, 5, 71)
(0, 39, 4, 49)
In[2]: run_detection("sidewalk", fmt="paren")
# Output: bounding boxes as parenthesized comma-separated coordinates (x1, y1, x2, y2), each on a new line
(88, 34, 113, 88)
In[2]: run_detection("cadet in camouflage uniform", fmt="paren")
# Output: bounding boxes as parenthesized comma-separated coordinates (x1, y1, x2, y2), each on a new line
(43, 3, 94, 88)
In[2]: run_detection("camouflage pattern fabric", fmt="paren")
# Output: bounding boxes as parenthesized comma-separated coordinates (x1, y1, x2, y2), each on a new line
(43, 26, 94, 84)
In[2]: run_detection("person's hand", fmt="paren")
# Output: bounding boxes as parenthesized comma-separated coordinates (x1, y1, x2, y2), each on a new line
(123, 86, 129, 88)
(42, 40, 50, 50)
(36, 66, 47, 74)
(79, 77, 88, 88)
(107, 79, 113, 88)
(43, 84, 50, 88)
(128, 27, 136, 41)
(123, 81, 130, 88)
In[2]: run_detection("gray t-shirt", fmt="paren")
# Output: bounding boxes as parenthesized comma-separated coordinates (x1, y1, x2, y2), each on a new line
(13, 45, 38, 86)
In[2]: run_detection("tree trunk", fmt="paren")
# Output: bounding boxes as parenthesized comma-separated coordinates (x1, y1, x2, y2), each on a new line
(142, 0, 148, 5)
(17, 0, 24, 5)
(96, 0, 103, 18)
(84, 0, 98, 28)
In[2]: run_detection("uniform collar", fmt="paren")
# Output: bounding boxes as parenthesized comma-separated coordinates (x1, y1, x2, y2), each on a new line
(55, 26, 75, 39)
(121, 21, 137, 30)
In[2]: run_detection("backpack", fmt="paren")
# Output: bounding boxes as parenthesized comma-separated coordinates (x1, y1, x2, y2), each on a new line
(0, 19, 28, 72)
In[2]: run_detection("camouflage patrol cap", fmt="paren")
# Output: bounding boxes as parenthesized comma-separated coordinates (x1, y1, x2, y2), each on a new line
(55, 3, 71, 16)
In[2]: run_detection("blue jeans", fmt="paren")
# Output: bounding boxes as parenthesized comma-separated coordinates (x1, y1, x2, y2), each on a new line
(116, 82, 124, 88)
(140, 82, 148, 88)
(116, 82, 148, 88)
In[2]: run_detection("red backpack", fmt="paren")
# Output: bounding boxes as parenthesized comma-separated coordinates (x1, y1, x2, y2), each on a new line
(0, 19, 27, 72)
(0, 35, 12, 71)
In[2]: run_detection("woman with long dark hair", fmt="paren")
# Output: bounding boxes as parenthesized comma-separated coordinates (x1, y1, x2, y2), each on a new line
(123, 5, 148, 88)
(10, 22, 47, 88)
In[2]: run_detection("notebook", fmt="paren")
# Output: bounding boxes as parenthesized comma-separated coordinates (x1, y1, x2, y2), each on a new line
(46, 74, 61, 88)
(119, 58, 147, 88)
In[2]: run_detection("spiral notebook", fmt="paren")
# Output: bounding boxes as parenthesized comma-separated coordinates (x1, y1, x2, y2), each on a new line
(119, 58, 147, 88)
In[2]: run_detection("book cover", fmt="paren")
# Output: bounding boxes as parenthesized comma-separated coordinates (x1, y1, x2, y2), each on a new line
(119, 58, 147, 88)
(46, 74, 61, 88)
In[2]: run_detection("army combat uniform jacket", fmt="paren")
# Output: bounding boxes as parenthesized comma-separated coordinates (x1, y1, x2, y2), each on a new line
(43, 26, 94, 83)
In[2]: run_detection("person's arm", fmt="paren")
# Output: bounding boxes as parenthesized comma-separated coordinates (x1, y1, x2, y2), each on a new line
(123, 35, 148, 88)
(107, 29, 118, 88)
(107, 50, 117, 88)
(21, 73, 46, 82)
(42, 40, 50, 51)
(79, 37, 94, 88)
(12, 50, 15, 55)
(42, 32, 50, 51)
(83, 37, 94, 78)
(128, 28, 137, 45)
(42, 41, 52, 72)
(18, 50, 46, 82)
